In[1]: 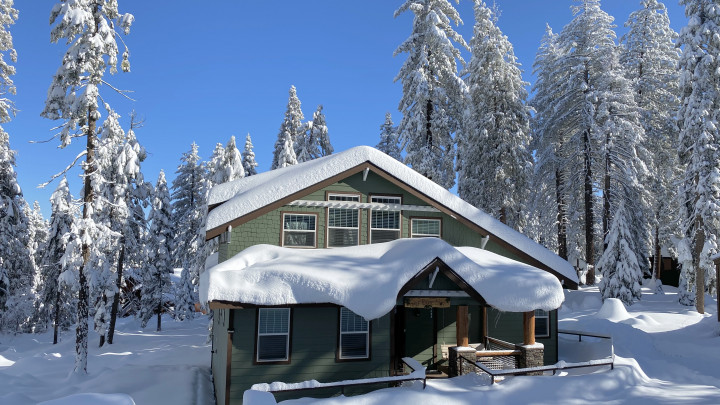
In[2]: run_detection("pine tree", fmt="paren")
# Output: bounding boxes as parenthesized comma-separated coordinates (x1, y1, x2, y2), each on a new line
(171, 143, 206, 268)
(546, 0, 618, 283)
(394, 0, 468, 189)
(171, 143, 208, 319)
(376, 112, 402, 160)
(41, 0, 134, 373)
(0, 132, 35, 333)
(271, 86, 302, 169)
(140, 171, 172, 331)
(597, 202, 642, 305)
(0, 0, 35, 333)
(242, 133, 258, 176)
(213, 136, 245, 185)
(37, 177, 76, 344)
(311, 105, 333, 158)
(621, 0, 681, 289)
(529, 26, 566, 258)
(676, 0, 720, 311)
(458, 1, 532, 230)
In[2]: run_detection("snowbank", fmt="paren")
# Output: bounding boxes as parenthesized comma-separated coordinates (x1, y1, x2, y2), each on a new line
(38, 393, 135, 405)
(595, 298, 631, 322)
(200, 238, 564, 318)
(206, 146, 577, 285)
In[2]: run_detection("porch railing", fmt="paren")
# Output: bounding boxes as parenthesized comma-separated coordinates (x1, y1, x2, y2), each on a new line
(476, 336, 522, 370)
(249, 357, 427, 396)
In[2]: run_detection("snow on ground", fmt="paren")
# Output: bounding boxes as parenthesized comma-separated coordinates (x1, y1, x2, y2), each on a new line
(0, 315, 213, 405)
(2, 285, 720, 405)
(278, 285, 720, 405)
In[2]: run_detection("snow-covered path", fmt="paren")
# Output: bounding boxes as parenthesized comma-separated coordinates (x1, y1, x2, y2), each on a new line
(0, 316, 213, 405)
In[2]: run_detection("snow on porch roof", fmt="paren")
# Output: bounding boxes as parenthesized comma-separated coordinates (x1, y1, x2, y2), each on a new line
(199, 238, 565, 320)
(206, 146, 577, 286)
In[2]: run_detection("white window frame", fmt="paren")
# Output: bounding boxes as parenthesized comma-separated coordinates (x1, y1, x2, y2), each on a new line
(326, 193, 361, 248)
(281, 212, 317, 248)
(339, 307, 369, 360)
(256, 308, 291, 363)
(534, 309, 550, 338)
(410, 218, 442, 238)
(369, 195, 402, 244)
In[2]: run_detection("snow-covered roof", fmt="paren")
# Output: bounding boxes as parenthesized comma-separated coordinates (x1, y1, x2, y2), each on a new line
(206, 145, 577, 286)
(199, 238, 565, 319)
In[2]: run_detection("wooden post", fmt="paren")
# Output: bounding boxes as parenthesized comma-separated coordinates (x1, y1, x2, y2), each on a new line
(456, 306, 469, 347)
(481, 306, 488, 343)
(523, 311, 535, 345)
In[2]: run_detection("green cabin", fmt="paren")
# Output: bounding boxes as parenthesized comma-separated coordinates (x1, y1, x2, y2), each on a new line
(201, 146, 578, 405)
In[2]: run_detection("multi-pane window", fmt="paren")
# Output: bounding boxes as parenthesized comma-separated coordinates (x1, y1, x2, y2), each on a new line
(257, 308, 290, 362)
(339, 307, 369, 359)
(535, 309, 549, 338)
(282, 213, 317, 247)
(327, 194, 360, 247)
(411, 218, 441, 238)
(370, 196, 401, 244)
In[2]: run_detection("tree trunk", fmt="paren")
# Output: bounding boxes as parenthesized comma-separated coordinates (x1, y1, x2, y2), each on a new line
(603, 133, 610, 250)
(556, 169, 567, 260)
(107, 242, 125, 344)
(694, 219, 705, 314)
(53, 287, 61, 345)
(654, 226, 662, 280)
(157, 257, 163, 332)
(584, 129, 595, 285)
(76, 102, 98, 374)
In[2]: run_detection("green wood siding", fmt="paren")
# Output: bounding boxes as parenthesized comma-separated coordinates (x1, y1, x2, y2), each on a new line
(227, 307, 391, 404)
(212, 308, 230, 405)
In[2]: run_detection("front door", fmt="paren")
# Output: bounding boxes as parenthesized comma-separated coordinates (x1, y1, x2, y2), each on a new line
(403, 307, 437, 370)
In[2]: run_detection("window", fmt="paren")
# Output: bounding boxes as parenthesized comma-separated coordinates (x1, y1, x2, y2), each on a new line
(257, 308, 290, 362)
(411, 218, 441, 238)
(339, 307, 369, 359)
(535, 309, 549, 338)
(282, 213, 317, 247)
(370, 195, 401, 244)
(327, 194, 360, 247)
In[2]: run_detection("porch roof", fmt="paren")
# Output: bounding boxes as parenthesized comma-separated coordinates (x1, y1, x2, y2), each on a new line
(199, 238, 564, 320)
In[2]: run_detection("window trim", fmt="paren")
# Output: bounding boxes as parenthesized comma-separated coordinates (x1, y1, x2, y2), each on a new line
(325, 192, 362, 248)
(368, 194, 402, 244)
(410, 217, 442, 239)
(254, 308, 292, 364)
(534, 309, 550, 339)
(280, 212, 318, 248)
(336, 307, 372, 361)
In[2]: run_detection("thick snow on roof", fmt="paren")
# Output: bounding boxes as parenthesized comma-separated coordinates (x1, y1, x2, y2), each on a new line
(199, 238, 564, 319)
(206, 146, 577, 285)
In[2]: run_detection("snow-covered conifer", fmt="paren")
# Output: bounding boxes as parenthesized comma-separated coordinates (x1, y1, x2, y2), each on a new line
(597, 202, 642, 305)
(0, 1, 35, 333)
(376, 112, 401, 161)
(242, 133, 258, 176)
(621, 0, 681, 286)
(208, 135, 244, 186)
(271, 86, 303, 169)
(676, 0, 720, 310)
(140, 171, 172, 331)
(312, 105, 332, 158)
(538, 0, 618, 283)
(529, 26, 565, 257)
(171, 143, 209, 318)
(37, 177, 76, 343)
(394, 0, 468, 189)
(41, 0, 134, 372)
(458, 1, 532, 230)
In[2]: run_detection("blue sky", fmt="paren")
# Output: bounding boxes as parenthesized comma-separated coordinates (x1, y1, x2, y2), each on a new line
(8, 1, 687, 217)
